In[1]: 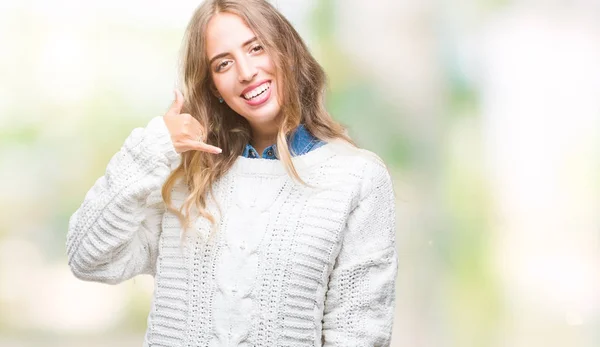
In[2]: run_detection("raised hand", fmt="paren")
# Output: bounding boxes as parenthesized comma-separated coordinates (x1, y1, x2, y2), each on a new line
(163, 89, 222, 155)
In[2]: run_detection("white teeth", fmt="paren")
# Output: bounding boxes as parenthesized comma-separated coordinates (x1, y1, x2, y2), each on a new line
(243, 82, 270, 100)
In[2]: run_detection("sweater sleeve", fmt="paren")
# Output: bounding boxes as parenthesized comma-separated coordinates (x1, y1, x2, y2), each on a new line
(321, 160, 399, 347)
(66, 116, 181, 285)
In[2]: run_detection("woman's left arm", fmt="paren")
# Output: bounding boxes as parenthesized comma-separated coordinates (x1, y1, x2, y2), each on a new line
(321, 160, 399, 347)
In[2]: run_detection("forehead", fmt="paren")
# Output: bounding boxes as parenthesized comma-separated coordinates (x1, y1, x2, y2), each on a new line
(206, 12, 256, 58)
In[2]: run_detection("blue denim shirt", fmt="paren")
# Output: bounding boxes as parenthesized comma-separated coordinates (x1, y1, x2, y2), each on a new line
(241, 124, 325, 160)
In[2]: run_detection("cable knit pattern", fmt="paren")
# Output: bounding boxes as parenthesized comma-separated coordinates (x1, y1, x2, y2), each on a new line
(66, 116, 398, 347)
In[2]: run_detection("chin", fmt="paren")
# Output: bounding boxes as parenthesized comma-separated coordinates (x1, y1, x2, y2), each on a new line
(247, 105, 280, 124)
(233, 98, 281, 126)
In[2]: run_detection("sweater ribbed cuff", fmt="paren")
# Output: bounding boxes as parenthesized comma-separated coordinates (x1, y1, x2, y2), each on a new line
(145, 116, 181, 168)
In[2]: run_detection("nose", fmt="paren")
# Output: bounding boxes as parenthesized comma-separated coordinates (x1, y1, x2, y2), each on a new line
(237, 56, 258, 83)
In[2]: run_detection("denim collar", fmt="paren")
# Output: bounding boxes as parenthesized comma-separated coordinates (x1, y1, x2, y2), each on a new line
(241, 124, 325, 160)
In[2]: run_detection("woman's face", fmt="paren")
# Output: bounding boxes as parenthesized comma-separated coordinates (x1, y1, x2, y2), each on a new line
(206, 12, 281, 130)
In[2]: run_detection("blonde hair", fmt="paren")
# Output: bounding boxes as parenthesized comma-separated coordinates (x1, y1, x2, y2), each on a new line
(161, 0, 355, 241)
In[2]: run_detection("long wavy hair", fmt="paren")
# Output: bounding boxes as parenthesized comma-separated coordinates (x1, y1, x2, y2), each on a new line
(161, 0, 355, 241)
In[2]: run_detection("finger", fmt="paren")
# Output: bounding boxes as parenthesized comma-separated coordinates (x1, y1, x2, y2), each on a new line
(193, 122, 207, 142)
(166, 89, 184, 117)
(190, 141, 222, 154)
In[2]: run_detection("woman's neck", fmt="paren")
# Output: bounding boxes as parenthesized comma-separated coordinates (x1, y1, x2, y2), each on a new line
(249, 121, 279, 154)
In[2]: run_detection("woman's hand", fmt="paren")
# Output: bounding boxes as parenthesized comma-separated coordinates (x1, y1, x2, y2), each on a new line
(163, 89, 222, 154)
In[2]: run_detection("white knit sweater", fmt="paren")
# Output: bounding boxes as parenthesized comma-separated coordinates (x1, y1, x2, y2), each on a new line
(66, 116, 398, 347)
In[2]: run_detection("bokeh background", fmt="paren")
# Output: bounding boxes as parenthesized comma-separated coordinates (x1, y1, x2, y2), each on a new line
(1, 0, 599, 346)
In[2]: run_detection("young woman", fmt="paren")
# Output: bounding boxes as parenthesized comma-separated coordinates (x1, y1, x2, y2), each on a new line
(66, 0, 398, 346)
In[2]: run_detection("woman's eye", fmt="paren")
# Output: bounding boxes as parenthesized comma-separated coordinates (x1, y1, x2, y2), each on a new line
(216, 61, 230, 71)
(251, 45, 263, 53)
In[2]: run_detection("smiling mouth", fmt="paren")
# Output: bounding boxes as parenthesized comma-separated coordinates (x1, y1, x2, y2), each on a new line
(241, 81, 271, 100)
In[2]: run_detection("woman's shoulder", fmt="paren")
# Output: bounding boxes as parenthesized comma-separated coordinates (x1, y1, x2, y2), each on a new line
(325, 140, 390, 175)
(319, 140, 394, 195)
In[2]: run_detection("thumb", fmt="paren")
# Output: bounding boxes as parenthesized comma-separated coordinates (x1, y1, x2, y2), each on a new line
(167, 89, 184, 116)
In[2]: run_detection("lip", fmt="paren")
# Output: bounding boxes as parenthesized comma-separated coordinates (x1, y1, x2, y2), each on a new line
(240, 79, 271, 97)
(243, 84, 271, 106)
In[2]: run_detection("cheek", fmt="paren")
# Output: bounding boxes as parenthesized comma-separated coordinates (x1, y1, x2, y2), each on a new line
(264, 58, 277, 75)
(212, 75, 233, 98)
(254, 53, 276, 75)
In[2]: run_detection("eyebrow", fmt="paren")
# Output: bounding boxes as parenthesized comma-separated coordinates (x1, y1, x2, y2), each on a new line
(209, 36, 259, 66)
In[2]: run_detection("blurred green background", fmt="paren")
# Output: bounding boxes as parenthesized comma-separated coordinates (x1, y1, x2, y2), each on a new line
(1, 0, 599, 346)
